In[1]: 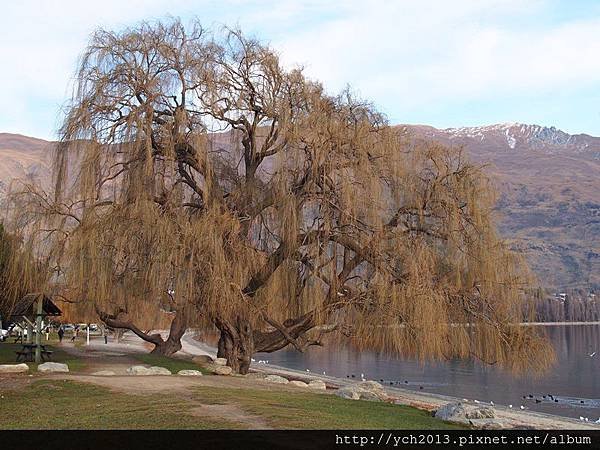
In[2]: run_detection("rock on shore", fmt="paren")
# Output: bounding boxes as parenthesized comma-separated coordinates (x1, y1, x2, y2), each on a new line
(191, 355, 214, 365)
(178, 369, 203, 376)
(335, 381, 389, 402)
(0, 363, 29, 374)
(308, 380, 327, 390)
(126, 365, 171, 375)
(435, 402, 503, 428)
(264, 374, 289, 384)
(37, 362, 69, 373)
(206, 364, 233, 375)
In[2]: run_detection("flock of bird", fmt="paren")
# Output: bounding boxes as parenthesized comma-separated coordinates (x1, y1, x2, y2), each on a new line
(250, 360, 600, 423)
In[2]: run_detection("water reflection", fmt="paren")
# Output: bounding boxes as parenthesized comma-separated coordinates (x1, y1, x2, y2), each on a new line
(255, 324, 600, 420)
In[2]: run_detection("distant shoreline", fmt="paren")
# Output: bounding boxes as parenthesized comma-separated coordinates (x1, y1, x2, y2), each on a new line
(520, 321, 600, 326)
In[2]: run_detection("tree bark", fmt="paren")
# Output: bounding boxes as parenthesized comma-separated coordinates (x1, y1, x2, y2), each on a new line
(214, 311, 336, 374)
(215, 316, 254, 374)
(150, 309, 187, 356)
(253, 311, 317, 352)
(96, 304, 187, 357)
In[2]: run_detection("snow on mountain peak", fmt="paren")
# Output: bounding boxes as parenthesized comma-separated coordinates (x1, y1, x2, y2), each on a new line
(442, 123, 591, 152)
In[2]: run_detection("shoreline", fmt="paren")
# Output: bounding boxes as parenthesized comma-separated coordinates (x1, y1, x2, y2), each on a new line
(520, 321, 600, 326)
(176, 333, 599, 430)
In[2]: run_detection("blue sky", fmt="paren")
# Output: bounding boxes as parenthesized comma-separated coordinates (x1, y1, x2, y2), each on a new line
(2, 0, 600, 140)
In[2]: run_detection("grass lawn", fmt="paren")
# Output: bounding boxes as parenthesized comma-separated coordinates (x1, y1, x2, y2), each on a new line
(0, 380, 236, 429)
(133, 353, 211, 375)
(191, 386, 465, 430)
(0, 342, 86, 372)
(0, 379, 463, 429)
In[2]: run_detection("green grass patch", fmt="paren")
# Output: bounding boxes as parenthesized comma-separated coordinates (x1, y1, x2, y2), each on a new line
(0, 342, 85, 372)
(0, 380, 236, 429)
(133, 353, 211, 375)
(192, 386, 465, 429)
(0, 373, 464, 429)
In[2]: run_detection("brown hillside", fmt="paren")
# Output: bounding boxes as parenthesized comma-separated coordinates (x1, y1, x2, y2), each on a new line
(402, 124, 600, 291)
(1, 125, 598, 291)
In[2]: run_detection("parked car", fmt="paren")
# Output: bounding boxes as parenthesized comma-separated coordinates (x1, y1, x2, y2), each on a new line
(0, 329, 9, 341)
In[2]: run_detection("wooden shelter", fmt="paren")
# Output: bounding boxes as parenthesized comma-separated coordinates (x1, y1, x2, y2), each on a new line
(10, 293, 61, 363)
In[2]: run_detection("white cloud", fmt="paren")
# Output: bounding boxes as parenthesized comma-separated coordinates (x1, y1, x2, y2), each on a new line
(1, 0, 599, 138)
(276, 1, 600, 117)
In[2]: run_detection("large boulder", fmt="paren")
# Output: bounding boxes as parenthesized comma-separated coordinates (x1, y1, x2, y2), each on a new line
(37, 362, 69, 373)
(206, 364, 233, 375)
(435, 402, 468, 421)
(0, 363, 29, 374)
(335, 386, 362, 400)
(466, 406, 496, 419)
(308, 380, 327, 390)
(335, 382, 388, 402)
(358, 380, 385, 393)
(214, 357, 228, 366)
(434, 402, 496, 424)
(126, 365, 171, 376)
(264, 374, 289, 384)
(178, 369, 203, 376)
(191, 355, 214, 365)
(289, 380, 309, 388)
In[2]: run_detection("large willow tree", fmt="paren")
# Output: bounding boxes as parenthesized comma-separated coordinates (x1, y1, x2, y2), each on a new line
(16, 20, 553, 372)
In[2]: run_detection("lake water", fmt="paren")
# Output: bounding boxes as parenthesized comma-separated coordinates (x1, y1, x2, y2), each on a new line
(256, 324, 600, 420)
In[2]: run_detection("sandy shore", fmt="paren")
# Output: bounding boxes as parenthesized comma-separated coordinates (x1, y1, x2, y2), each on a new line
(82, 330, 599, 430)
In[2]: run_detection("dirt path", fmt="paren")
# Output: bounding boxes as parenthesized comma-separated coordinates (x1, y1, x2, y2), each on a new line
(57, 374, 279, 429)
(60, 343, 141, 375)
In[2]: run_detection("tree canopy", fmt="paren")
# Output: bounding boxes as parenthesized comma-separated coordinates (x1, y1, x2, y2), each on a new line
(11, 19, 553, 373)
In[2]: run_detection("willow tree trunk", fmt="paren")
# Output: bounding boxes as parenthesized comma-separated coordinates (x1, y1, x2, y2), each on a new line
(150, 310, 188, 356)
(150, 337, 183, 356)
(96, 305, 188, 357)
(215, 317, 254, 374)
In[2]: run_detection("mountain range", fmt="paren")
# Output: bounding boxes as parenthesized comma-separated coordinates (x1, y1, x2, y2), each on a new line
(1, 123, 598, 291)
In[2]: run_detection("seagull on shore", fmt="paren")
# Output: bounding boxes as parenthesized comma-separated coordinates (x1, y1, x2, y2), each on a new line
(489, 401, 494, 406)
(473, 400, 480, 404)
(520, 405, 525, 410)
(580, 416, 585, 421)
(589, 352, 596, 357)
(595, 418, 600, 424)
(508, 405, 513, 408)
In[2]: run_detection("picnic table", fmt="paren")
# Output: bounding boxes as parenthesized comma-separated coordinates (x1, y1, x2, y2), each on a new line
(15, 343, 53, 362)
